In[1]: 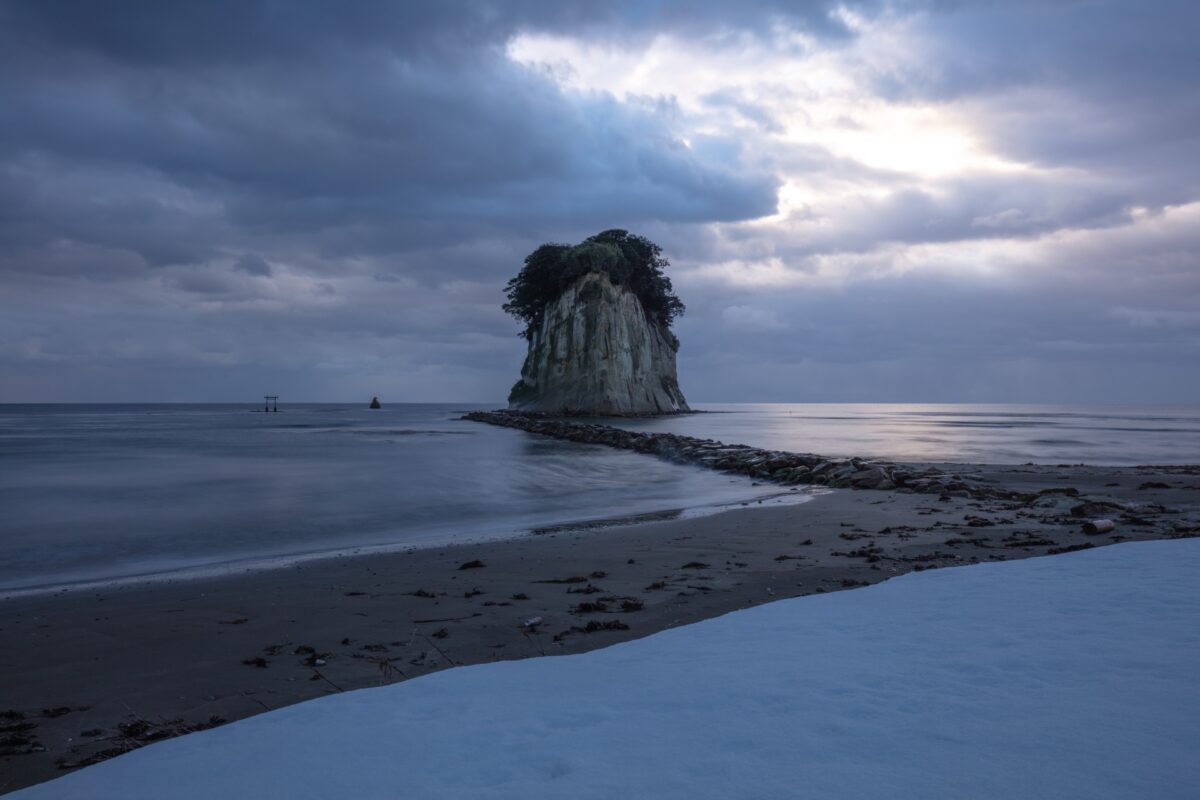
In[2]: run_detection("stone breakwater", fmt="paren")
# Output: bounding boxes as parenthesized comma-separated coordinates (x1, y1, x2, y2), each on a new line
(463, 411, 1020, 501)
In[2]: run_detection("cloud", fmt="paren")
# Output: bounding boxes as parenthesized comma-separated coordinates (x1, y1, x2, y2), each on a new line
(722, 305, 789, 332)
(233, 254, 272, 277)
(0, 1, 1196, 402)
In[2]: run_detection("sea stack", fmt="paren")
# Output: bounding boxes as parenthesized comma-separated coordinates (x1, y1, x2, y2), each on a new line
(369, 396, 382, 409)
(504, 230, 689, 415)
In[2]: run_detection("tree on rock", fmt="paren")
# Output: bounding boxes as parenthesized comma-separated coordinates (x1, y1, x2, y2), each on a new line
(503, 230, 685, 341)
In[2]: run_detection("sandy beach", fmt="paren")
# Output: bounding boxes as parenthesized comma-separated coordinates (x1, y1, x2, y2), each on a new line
(2, 460, 1197, 793)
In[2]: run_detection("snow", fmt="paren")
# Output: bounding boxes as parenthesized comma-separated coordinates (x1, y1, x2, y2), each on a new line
(17, 539, 1200, 799)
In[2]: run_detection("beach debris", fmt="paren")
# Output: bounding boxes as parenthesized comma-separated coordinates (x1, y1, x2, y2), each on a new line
(463, 587, 484, 598)
(41, 707, 71, 718)
(943, 537, 992, 548)
(566, 583, 603, 594)
(590, 570, 607, 579)
(643, 581, 668, 591)
(832, 546, 883, 562)
(413, 613, 480, 624)
(620, 599, 645, 612)
(372, 657, 405, 683)
(1138, 481, 1170, 490)
(241, 657, 269, 668)
(680, 561, 710, 569)
(1082, 519, 1116, 535)
(520, 616, 544, 629)
(510, 593, 530, 600)
(535, 575, 588, 584)
(58, 715, 229, 770)
(1038, 487, 1080, 497)
(0, 733, 42, 755)
(1047, 542, 1096, 555)
(583, 619, 629, 633)
(218, 618, 249, 625)
(571, 601, 609, 614)
(458, 560, 486, 570)
(431, 628, 450, 639)
(1070, 501, 1125, 517)
(408, 589, 437, 598)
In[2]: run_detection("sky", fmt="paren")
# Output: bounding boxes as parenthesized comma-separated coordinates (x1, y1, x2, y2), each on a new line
(1, 0, 1197, 403)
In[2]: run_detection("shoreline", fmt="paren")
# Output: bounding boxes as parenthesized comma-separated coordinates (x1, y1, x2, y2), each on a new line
(0, 489, 822, 602)
(2, 461, 1198, 793)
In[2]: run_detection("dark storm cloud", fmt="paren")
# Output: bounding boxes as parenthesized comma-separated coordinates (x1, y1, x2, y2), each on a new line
(233, 254, 272, 277)
(889, 0, 1199, 100)
(0, 0, 1196, 402)
(0, 0, 790, 281)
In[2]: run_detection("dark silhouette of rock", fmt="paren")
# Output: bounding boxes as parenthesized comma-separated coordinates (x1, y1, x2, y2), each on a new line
(369, 396, 381, 409)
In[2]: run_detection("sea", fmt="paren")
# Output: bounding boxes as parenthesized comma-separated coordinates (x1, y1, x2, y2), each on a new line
(1, 403, 1197, 595)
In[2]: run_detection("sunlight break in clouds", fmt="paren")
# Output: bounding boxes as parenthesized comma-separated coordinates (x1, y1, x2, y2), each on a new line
(507, 14, 1028, 181)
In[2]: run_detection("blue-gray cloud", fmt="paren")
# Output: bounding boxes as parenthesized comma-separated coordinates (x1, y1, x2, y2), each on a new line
(0, 0, 1196, 402)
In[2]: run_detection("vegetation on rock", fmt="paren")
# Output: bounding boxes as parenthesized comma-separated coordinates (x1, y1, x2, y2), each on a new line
(503, 230, 685, 341)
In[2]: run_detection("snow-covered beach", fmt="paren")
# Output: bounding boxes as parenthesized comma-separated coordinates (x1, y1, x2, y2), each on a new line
(2, 457, 1197, 793)
(12, 537, 1199, 799)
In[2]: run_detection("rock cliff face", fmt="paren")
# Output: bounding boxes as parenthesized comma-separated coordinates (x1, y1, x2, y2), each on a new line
(507, 271, 689, 415)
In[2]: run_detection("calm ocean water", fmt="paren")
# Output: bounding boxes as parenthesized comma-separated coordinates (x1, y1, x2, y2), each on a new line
(615, 404, 1200, 465)
(1, 403, 1196, 593)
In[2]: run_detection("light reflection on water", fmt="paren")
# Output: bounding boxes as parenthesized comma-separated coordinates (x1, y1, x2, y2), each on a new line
(609, 403, 1200, 466)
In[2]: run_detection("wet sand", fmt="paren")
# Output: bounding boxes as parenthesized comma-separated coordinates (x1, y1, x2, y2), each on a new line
(2, 462, 1197, 794)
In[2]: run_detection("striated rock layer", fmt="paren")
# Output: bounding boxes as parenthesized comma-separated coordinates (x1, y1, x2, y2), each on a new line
(507, 271, 689, 415)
